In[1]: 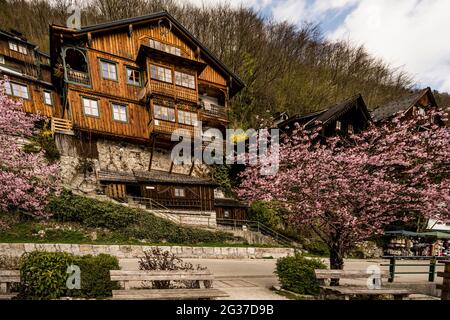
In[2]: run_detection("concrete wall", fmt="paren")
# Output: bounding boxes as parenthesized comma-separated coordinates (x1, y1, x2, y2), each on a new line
(0, 243, 295, 259)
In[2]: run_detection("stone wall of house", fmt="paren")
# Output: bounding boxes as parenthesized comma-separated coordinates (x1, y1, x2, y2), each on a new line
(55, 134, 211, 193)
(0, 243, 295, 259)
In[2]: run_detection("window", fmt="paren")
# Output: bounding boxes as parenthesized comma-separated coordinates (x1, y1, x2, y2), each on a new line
(126, 67, 141, 86)
(8, 41, 18, 51)
(43, 91, 52, 106)
(5, 82, 29, 99)
(149, 39, 181, 56)
(178, 110, 198, 126)
(4, 81, 12, 95)
(336, 121, 342, 130)
(224, 210, 230, 218)
(150, 64, 172, 83)
(18, 45, 27, 54)
(0, 55, 4, 64)
(175, 71, 195, 89)
(112, 103, 128, 122)
(348, 124, 353, 134)
(417, 107, 426, 116)
(82, 97, 99, 117)
(100, 60, 117, 80)
(154, 105, 175, 122)
(174, 188, 185, 197)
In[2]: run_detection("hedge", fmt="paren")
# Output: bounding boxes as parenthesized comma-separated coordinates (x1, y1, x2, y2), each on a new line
(275, 255, 327, 295)
(47, 190, 235, 244)
(18, 251, 120, 300)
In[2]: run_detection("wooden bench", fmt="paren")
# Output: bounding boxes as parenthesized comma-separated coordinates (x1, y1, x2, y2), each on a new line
(0, 270, 20, 300)
(110, 270, 229, 300)
(314, 269, 410, 300)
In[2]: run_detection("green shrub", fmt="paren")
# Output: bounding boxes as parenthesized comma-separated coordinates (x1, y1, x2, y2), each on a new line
(19, 251, 120, 299)
(124, 213, 234, 244)
(47, 190, 137, 230)
(19, 251, 75, 300)
(275, 255, 327, 295)
(71, 254, 120, 299)
(248, 201, 282, 230)
(303, 238, 329, 256)
(47, 190, 236, 244)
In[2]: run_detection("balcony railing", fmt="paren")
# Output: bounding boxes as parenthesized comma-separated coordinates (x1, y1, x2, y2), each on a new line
(202, 104, 227, 120)
(146, 80, 198, 103)
(66, 69, 90, 86)
(150, 119, 201, 138)
(51, 117, 74, 135)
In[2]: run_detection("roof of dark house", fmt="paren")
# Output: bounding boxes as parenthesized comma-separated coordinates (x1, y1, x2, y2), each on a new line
(51, 11, 244, 96)
(371, 87, 436, 122)
(278, 94, 371, 130)
(214, 198, 249, 208)
(98, 170, 219, 186)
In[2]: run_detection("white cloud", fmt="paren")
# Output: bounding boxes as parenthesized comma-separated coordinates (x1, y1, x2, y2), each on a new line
(183, 0, 450, 93)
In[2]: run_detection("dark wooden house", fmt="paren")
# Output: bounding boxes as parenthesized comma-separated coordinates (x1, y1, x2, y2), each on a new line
(278, 94, 372, 138)
(371, 87, 440, 123)
(0, 28, 60, 118)
(214, 198, 248, 221)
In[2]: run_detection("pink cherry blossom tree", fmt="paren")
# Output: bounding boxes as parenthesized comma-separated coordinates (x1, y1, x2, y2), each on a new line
(0, 78, 60, 217)
(238, 110, 450, 270)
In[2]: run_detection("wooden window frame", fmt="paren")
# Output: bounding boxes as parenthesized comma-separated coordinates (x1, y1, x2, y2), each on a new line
(18, 45, 28, 55)
(153, 104, 176, 122)
(177, 109, 198, 126)
(8, 41, 18, 52)
(149, 38, 182, 57)
(81, 95, 101, 118)
(125, 66, 142, 87)
(110, 102, 129, 123)
(174, 71, 196, 90)
(6, 81, 30, 100)
(174, 188, 185, 197)
(43, 90, 53, 106)
(99, 58, 118, 82)
(0, 55, 5, 64)
(150, 63, 173, 84)
(336, 120, 342, 131)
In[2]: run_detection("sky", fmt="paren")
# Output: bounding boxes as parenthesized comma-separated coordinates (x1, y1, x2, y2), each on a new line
(182, 0, 450, 94)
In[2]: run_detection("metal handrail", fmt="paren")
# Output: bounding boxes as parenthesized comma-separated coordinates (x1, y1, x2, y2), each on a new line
(216, 218, 300, 248)
(127, 196, 182, 224)
(381, 256, 450, 282)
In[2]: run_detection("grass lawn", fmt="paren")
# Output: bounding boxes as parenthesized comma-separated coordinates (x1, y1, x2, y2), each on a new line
(0, 219, 284, 248)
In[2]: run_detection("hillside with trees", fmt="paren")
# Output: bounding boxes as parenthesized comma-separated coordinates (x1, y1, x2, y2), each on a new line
(1, 0, 449, 127)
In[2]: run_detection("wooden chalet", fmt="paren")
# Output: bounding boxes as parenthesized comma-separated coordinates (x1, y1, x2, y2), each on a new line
(278, 94, 372, 138)
(0, 28, 60, 118)
(1, 12, 246, 224)
(371, 87, 440, 123)
(48, 11, 244, 144)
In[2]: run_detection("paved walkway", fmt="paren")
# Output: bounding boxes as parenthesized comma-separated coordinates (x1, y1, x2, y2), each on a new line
(119, 258, 443, 300)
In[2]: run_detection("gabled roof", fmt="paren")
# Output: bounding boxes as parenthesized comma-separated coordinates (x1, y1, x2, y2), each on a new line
(371, 87, 437, 122)
(98, 170, 219, 186)
(304, 94, 371, 129)
(278, 94, 371, 130)
(50, 11, 244, 96)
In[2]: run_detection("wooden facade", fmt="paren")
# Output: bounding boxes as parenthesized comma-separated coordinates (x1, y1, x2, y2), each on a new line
(0, 29, 60, 118)
(278, 94, 372, 138)
(48, 12, 244, 143)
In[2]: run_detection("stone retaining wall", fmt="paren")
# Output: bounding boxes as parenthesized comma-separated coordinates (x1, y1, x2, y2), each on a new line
(0, 243, 295, 259)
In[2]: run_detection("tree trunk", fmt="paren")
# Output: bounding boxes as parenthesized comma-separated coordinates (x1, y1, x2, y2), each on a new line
(329, 244, 344, 286)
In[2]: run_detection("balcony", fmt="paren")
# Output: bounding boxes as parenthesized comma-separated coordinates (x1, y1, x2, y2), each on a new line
(202, 104, 227, 120)
(150, 119, 201, 138)
(142, 81, 198, 104)
(51, 117, 74, 135)
(66, 69, 90, 86)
